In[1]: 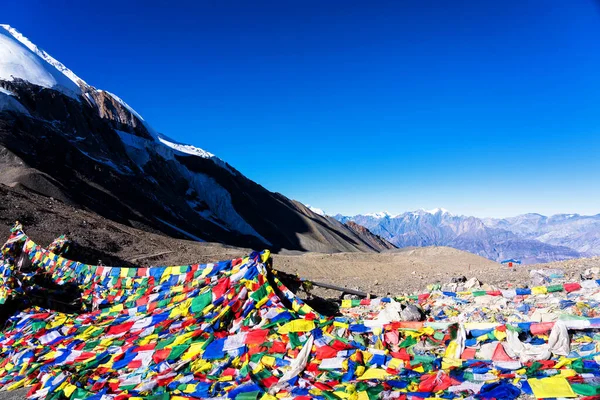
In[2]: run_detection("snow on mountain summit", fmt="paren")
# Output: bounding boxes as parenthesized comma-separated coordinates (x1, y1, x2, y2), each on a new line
(365, 211, 395, 219)
(425, 208, 450, 215)
(0, 25, 83, 98)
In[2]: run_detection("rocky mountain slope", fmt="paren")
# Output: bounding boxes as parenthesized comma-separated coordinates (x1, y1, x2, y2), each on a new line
(334, 209, 583, 263)
(0, 25, 391, 254)
(342, 221, 396, 251)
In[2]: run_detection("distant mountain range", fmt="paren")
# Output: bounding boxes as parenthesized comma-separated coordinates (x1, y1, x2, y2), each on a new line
(483, 213, 600, 257)
(332, 208, 599, 263)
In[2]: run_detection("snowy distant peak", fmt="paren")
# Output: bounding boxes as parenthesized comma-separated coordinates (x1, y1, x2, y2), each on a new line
(0, 25, 84, 98)
(305, 205, 326, 216)
(550, 213, 581, 220)
(405, 208, 452, 218)
(364, 211, 395, 219)
(362, 209, 451, 219)
(425, 207, 450, 215)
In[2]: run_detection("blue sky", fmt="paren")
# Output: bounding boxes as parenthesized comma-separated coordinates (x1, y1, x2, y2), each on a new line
(6, 0, 600, 218)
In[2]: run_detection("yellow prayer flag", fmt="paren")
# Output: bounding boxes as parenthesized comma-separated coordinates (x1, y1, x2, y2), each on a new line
(560, 369, 577, 378)
(63, 384, 77, 397)
(357, 391, 370, 400)
(261, 355, 276, 367)
(388, 358, 404, 370)
(494, 329, 507, 341)
(357, 368, 389, 380)
(531, 286, 548, 295)
(278, 319, 315, 334)
(527, 376, 576, 398)
(334, 321, 350, 329)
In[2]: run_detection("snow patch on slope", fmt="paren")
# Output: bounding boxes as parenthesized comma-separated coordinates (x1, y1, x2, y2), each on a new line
(102, 92, 234, 176)
(158, 136, 215, 158)
(0, 25, 82, 98)
(186, 199, 231, 232)
(0, 87, 30, 115)
(114, 129, 269, 244)
(157, 135, 235, 175)
(114, 130, 151, 167)
(183, 171, 270, 244)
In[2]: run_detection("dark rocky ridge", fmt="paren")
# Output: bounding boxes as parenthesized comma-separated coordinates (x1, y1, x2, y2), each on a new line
(344, 221, 397, 251)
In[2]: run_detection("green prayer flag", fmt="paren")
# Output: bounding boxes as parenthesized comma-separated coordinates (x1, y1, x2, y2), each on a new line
(146, 392, 169, 400)
(156, 336, 176, 350)
(288, 332, 302, 349)
(191, 290, 213, 313)
(235, 391, 260, 400)
(572, 383, 600, 396)
(322, 390, 342, 400)
(399, 336, 417, 348)
(71, 388, 90, 400)
(250, 284, 268, 302)
(168, 344, 190, 360)
(526, 361, 542, 376)
(547, 284, 563, 292)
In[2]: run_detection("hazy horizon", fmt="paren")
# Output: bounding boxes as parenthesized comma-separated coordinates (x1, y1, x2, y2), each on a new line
(307, 205, 600, 220)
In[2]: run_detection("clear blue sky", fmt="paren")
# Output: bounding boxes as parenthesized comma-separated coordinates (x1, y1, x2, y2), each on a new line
(6, 0, 600, 218)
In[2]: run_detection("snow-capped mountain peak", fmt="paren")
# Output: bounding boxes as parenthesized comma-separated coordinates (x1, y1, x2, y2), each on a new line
(364, 211, 395, 219)
(0, 25, 84, 98)
(360, 208, 451, 219)
(425, 207, 450, 215)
